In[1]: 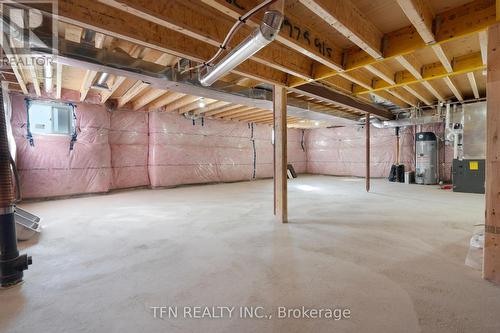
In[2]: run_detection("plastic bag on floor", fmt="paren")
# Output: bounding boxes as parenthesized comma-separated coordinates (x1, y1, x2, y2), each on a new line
(465, 226, 484, 270)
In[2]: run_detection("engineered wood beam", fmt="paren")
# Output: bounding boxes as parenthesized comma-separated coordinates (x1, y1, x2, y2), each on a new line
(402, 85, 432, 105)
(342, 0, 495, 71)
(299, 0, 383, 59)
(273, 85, 287, 223)
(290, 84, 394, 119)
(353, 52, 484, 95)
(177, 98, 217, 114)
(479, 30, 488, 65)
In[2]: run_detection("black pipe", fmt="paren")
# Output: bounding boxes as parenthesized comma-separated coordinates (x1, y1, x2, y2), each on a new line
(0, 84, 31, 287)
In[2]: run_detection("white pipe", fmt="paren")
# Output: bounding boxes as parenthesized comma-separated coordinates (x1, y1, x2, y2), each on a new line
(43, 60, 53, 93)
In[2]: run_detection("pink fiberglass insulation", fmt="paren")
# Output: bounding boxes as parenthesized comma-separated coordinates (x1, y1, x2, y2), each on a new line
(305, 124, 452, 182)
(11, 94, 112, 199)
(148, 112, 307, 187)
(305, 125, 415, 178)
(109, 111, 149, 189)
(148, 112, 253, 187)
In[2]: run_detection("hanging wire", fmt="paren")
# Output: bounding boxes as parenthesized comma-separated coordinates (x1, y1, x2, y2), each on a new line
(181, 0, 278, 74)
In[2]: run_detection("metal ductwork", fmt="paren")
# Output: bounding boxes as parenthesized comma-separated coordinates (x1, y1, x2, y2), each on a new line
(370, 115, 442, 128)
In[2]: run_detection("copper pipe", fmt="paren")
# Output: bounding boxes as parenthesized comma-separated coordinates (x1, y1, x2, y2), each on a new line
(366, 113, 370, 192)
(0, 86, 14, 208)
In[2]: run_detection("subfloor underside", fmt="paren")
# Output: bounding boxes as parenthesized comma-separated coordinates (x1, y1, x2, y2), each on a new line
(1, 175, 499, 333)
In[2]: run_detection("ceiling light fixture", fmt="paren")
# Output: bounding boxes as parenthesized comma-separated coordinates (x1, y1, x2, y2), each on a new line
(199, 10, 283, 87)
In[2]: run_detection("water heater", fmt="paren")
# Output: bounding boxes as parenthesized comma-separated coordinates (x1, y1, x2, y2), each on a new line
(415, 132, 438, 185)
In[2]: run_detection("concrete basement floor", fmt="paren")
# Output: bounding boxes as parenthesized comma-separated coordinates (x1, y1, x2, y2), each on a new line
(1, 175, 499, 333)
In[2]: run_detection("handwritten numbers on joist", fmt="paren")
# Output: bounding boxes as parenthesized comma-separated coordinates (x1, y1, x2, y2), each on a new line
(282, 18, 332, 58)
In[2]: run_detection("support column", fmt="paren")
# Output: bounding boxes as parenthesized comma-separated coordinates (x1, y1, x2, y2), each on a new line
(366, 113, 370, 192)
(273, 85, 287, 223)
(485, 23, 500, 283)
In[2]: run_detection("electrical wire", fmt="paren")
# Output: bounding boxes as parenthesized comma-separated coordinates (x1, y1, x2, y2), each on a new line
(181, 0, 277, 74)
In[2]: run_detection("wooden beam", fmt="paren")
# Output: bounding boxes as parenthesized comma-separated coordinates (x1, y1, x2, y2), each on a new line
(385, 88, 418, 107)
(56, 63, 62, 99)
(273, 85, 287, 223)
(98, 0, 315, 81)
(365, 63, 396, 85)
(353, 52, 484, 95)
(396, 0, 435, 44)
(146, 91, 185, 111)
(290, 84, 394, 119)
(220, 108, 263, 120)
(299, 0, 383, 59)
(163, 95, 201, 112)
(0, 37, 28, 94)
(52, 0, 288, 86)
(467, 72, 480, 98)
(117, 80, 150, 107)
(28, 65, 41, 97)
(230, 110, 271, 121)
(485, 22, 500, 284)
(402, 85, 432, 105)
(204, 104, 243, 117)
(132, 88, 167, 110)
(421, 81, 445, 101)
(195, 101, 231, 115)
(432, 44, 453, 73)
(101, 76, 126, 103)
(200, 0, 344, 72)
(343, 0, 495, 71)
(177, 98, 217, 114)
(443, 76, 463, 101)
(479, 30, 488, 65)
(80, 70, 97, 101)
(366, 113, 370, 192)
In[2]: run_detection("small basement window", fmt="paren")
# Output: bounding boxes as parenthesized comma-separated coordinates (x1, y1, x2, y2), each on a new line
(27, 100, 74, 135)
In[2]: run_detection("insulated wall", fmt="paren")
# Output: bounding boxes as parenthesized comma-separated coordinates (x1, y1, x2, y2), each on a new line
(305, 124, 452, 181)
(109, 111, 149, 189)
(11, 94, 112, 198)
(148, 112, 306, 187)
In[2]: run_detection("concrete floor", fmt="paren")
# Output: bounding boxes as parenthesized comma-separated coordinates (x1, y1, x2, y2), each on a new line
(0, 175, 499, 333)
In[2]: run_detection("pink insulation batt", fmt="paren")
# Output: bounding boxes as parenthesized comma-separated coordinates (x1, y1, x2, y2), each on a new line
(148, 112, 306, 187)
(11, 94, 112, 198)
(109, 111, 149, 189)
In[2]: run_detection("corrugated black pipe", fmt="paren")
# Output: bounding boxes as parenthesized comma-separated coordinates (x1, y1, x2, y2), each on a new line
(0, 86, 31, 287)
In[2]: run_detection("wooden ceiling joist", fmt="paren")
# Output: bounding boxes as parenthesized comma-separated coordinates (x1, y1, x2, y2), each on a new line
(163, 95, 201, 112)
(52, 0, 288, 86)
(299, 0, 383, 60)
(200, 0, 344, 72)
(117, 80, 150, 107)
(132, 88, 167, 110)
(195, 101, 231, 115)
(443, 76, 463, 101)
(467, 72, 480, 99)
(146, 91, 185, 111)
(98, 0, 315, 81)
(203, 104, 243, 117)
